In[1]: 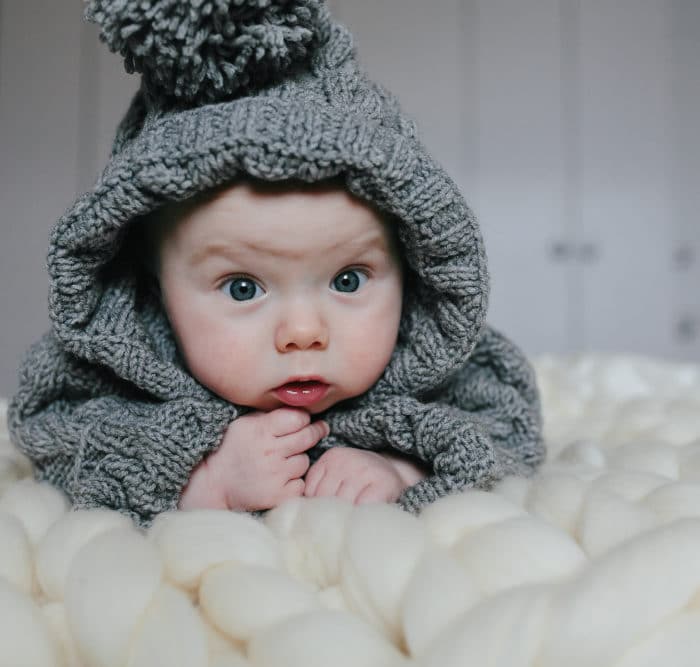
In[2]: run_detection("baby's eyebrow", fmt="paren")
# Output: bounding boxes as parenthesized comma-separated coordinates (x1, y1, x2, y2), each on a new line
(188, 242, 239, 266)
(324, 233, 388, 255)
(190, 231, 388, 265)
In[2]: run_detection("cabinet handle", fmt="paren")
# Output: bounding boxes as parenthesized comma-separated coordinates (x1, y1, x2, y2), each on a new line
(676, 316, 698, 342)
(673, 246, 695, 271)
(549, 241, 573, 261)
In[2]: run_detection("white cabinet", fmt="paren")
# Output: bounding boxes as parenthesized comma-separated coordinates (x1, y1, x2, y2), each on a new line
(466, 0, 572, 355)
(577, 0, 676, 356)
(335, 0, 700, 361)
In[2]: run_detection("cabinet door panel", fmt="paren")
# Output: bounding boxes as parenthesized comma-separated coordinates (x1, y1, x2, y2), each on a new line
(578, 0, 677, 357)
(335, 0, 570, 355)
(471, 0, 569, 354)
(670, 0, 700, 361)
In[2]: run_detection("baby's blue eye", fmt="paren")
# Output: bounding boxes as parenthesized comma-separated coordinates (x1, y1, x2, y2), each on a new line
(222, 277, 264, 301)
(331, 269, 368, 293)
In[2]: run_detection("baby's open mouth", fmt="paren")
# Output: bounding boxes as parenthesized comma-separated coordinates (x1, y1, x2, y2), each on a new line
(273, 380, 330, 407)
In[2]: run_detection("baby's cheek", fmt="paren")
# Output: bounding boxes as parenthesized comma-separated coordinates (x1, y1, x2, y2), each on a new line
(182, 325, 257, 402)
(343, 324, 398, 394)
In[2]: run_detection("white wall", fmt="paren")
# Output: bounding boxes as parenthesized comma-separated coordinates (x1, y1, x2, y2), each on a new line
(0, 0, 698, 396)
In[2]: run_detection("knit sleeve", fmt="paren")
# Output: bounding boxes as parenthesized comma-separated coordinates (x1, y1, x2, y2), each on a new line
(7, 332, 234, 527)
(323, 325, 545, 513)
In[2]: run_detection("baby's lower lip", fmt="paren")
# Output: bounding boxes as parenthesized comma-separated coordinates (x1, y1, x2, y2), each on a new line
(273, 381, 330, 407)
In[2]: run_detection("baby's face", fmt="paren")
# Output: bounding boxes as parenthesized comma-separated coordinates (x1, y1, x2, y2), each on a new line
(157, 181, 403, 414)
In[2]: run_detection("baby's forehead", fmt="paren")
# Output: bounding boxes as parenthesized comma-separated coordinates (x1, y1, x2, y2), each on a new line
(161, 179, 400, 259)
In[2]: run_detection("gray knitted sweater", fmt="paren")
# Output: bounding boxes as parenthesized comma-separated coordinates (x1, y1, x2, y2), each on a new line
(8, 0, 544, 526)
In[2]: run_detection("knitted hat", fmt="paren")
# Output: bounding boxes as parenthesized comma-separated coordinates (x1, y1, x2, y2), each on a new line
(9, 0, 543, 525)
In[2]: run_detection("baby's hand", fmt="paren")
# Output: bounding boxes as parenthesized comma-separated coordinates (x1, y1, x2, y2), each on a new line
(179, 408, 329, 512)
(304, 448, 410, 505)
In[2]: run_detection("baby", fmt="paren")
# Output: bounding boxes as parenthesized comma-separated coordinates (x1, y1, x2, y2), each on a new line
(153, 179, 426, 512)
(9, 1, 544, 526)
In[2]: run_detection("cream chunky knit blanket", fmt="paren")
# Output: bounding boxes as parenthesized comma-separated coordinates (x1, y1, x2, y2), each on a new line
(1, 354, 699, 667)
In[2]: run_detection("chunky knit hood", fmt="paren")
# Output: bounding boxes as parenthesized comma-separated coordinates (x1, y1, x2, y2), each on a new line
(9, 0, 544, 525)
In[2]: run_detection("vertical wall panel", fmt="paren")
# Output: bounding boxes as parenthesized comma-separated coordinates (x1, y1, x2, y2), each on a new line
(0, 0, 84, 395)
(76, 12, 100, 193)
(77, 19, 140, 191)
(333, 0, 467, 184)
(578, 0, 676, 357)
(473, 0, 569, 354)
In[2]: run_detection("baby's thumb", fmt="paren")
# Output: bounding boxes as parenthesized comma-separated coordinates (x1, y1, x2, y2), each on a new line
(313, 420, 331, 443)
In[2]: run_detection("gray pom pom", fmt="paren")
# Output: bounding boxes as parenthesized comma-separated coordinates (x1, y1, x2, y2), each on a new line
(86, 0, 326, 104)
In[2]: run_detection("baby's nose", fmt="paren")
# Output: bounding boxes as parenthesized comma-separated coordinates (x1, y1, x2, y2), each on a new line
(275, 307, 329, 352)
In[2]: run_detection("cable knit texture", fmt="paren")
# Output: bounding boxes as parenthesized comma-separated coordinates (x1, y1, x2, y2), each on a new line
(8, 0, 544, 526)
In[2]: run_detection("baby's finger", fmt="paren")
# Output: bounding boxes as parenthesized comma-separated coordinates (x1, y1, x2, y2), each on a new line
(356, 482, 390, 504)
(266, 408, 310, 436)
(279, 478, 305, 502)
(336, 479, 370, 504)
(281, 420, 330, 456)
(286, 453, 310, 480)
(303, 461, 325, 497)
(308, 467, 342, 498)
